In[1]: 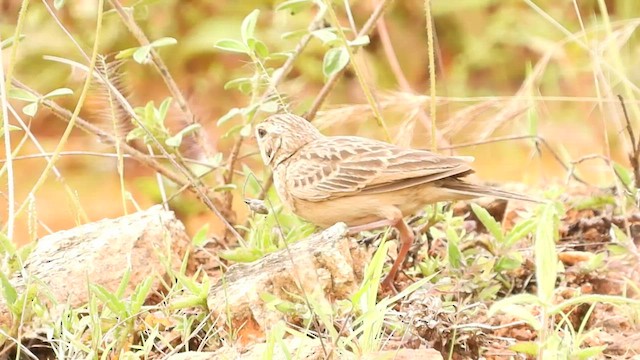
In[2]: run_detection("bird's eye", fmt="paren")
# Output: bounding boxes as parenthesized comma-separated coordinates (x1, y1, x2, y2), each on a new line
(257, 128, 267, 138)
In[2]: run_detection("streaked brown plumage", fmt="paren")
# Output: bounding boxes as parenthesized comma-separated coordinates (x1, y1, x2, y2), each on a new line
(256, 113, 535, 290)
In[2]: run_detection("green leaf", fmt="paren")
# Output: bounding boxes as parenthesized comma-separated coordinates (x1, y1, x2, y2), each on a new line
(281, 29, 309, 40)
(1, 35, 26, 50)
(509, 341, 539, 356)
(610, 224, 631, 246)
(126, 128, 145, 142)
(43, 87, 73, 98)
(572, 195, 616, 210)
(488, 293, 542, 316)
(534, 203, 559, 304)
(0, 125, 22, 136)
(613, 162, 633, 189)
(116, 268, 132, 298)
(209, 153, 224, 168)
(213, 184, 237, 192)
(192, 223, 210, 247)
(495, 253, 523, 271)
(133, 45, 152, 63)
(224, 77, 253, 92)
(446, 227, 462, 268)
(348, 35, 370, 47)
(275, 0, 313, 13)
(166, 123, 201, 147)
(217, 108, 242, 126)
(22, 102, 38, 117)
(247, 38, 269, 58)
(490, 303, 542, 330)
(214, 39, 248, 54)
(158, 98, 172, 120)
(8, 88, 38, 102)
(471, 203, 504, 243)
(115, 47, 138, 60)
(260, 101, 279, 113)
(220, 247, 263, 263)
(90, 284, 127, 316)
(175, 272, 202, 295)
(222, 123, 245, 138)
(504, 217, 536, 247)
(241, 9, 260, 44)
(150, 37, 177, 48)
(0, 232, 16, 256)
(573, 346, 606, 360)
(169, 294, 207, 310)
(312, 28, 338, 44)
(268, 51, 291, 61)
(322, 46, 349, 79)
(130, 277, 153, 315)
(0, 272, 17, 305)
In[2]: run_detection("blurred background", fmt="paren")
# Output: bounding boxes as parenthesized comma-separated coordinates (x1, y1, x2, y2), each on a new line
(2, 0, 640, 245)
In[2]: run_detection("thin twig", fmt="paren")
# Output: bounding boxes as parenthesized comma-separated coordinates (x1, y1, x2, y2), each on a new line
(618, 95, 640, 188)
(108, 0, 214, 160)
(438, 134, 590, 185)
(376, 13, 450, 149)
(0, 35, 15, 239)
(0, 151, 224, 169)
(424, 0, 437, 152)
(306, 0, 393, 120)
(323, 0, 389, 140)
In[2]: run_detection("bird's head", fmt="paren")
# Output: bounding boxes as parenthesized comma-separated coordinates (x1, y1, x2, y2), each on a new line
(255, 113, 322, 167)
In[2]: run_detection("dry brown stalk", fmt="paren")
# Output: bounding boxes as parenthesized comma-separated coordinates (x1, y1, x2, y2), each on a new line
(618, 95, 640, 189)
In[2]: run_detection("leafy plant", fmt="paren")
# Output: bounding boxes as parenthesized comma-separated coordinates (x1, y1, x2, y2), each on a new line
(8, 87, 74, 116)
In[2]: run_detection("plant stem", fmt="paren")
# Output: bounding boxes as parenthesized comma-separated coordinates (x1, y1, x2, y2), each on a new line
(306, 0, 393, 121)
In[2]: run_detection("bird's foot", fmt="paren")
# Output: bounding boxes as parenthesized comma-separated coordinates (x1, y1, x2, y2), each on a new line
(380, 274, 399, 294)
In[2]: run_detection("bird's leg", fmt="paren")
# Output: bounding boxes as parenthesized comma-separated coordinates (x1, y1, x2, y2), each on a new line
(347, 218, 415, 292)
(381, 219, 414, 291)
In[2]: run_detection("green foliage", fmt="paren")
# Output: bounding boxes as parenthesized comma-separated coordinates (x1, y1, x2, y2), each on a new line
(191, 223, 210, 247)
(322, 46, 349, 78)
(126, 98, 179, 148)
(8, 87, 73, 116)
(221, 208, 314, 263)
(116, 37, 178, 64)
(534, 202, 560, 304)
(170, 271, 211, 310)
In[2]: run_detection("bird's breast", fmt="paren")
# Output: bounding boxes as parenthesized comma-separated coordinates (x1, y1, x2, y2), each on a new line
(272, 164, 296, 212)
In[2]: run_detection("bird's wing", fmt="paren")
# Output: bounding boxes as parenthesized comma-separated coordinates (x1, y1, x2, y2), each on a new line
(285, 136, 474, 201)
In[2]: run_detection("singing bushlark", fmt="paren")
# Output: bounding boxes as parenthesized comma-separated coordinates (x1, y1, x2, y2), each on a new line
(255, 113, 535, 290)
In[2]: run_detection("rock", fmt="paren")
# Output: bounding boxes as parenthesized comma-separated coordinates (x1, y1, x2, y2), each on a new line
(207, 223, 369, 344)
(0, 206, 190, 327)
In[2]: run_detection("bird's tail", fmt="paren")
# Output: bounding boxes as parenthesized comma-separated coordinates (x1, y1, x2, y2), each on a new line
(443, 181, 542, 203)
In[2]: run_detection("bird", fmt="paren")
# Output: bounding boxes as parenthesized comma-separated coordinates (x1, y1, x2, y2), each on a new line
(255, 113, 537, 291)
